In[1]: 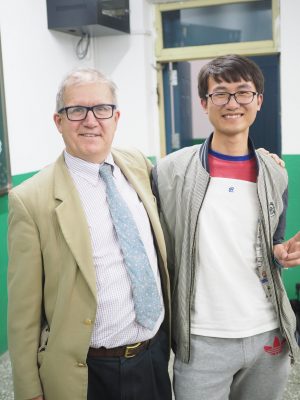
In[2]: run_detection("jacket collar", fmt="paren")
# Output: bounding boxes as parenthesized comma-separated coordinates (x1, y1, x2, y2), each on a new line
(199, 133, 258, 172)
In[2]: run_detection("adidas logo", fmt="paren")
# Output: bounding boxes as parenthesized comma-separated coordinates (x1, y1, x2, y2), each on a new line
(264, 336, 286, 355)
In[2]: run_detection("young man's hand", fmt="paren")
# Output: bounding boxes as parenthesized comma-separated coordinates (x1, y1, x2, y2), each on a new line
(258, 148, 285, 168)
(274, 232, 300, 268)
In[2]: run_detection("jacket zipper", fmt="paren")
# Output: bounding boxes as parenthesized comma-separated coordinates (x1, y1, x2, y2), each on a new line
(187, 175, 210, 362)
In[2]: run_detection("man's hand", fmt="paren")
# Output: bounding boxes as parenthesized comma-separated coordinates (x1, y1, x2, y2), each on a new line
(274, 232, 300, 268)
(29, 397, 43, 400)
(257, 148, 285, 168)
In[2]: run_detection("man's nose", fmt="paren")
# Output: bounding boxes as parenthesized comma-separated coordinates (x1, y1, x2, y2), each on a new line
(226, 94, 239, 107)
(84, 109, 98, 124)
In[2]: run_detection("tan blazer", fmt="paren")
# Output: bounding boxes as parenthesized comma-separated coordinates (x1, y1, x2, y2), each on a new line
(7, 148, 170, 400)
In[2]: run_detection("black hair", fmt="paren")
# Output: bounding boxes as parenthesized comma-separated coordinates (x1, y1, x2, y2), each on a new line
(198, 54, 264, 99)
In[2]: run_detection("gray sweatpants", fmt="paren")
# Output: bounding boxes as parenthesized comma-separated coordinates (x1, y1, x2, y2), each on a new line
(174, 329, 291, 400)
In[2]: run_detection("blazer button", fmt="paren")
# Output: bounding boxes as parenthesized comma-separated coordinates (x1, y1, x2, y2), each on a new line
(84, 318, 92, 325)
(77, 362, 87, 367)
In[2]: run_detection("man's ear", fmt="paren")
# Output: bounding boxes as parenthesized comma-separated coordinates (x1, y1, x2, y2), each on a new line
(53, 113, 63, 133)
(200, 98, 208, 113)
(113, 109, 120, 123)
(257, 94, 263, 111)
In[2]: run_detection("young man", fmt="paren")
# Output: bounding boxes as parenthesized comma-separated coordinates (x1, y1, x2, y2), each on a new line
(153, 54, 299, 400)
(8, 69, 171, 400)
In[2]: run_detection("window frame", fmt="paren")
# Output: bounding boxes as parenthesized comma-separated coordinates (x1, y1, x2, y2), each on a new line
(155, 0, 280, 63)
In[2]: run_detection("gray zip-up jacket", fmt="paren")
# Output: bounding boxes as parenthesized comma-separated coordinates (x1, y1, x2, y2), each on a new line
(153, 137, 298, 364)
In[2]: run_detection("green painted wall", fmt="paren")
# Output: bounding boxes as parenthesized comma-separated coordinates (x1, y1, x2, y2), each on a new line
(282, 155, 300, 299)
(0, 156, 299, 355)
(0, 171, 37, 355)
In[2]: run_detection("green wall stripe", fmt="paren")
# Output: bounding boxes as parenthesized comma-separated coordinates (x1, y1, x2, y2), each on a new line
(0, 171, 37, 355)
(282, 155, 300, 299)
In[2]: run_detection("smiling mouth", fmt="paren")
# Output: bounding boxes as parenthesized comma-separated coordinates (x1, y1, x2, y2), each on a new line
(79, 133, 101, 137)
(222, 114, 243, 119)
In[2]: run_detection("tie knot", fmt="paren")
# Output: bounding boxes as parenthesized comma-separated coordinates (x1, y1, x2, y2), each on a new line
(99, 163, 113, 180)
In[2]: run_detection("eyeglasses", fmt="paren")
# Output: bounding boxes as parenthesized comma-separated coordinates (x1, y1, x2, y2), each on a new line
(206, 91, 258, 106)
(58, 104, 116, 121)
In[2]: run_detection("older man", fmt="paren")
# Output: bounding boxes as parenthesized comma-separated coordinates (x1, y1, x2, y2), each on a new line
(8, 69, 171, 400)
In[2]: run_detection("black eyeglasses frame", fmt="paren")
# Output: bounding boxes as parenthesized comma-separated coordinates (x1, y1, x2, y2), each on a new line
(205, 91, 259, 106)
(58, 104, 117, 121)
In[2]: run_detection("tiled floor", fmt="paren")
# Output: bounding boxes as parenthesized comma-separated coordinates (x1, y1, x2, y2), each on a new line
(284, 355, 300, 400)
(0, 353, 13, 400)
(1, 351, 299, 399)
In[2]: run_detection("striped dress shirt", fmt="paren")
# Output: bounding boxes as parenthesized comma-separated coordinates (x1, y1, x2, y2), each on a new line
(64, 151, 164, 348)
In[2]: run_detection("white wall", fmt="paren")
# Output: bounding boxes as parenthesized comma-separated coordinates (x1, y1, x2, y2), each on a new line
(280, 0, 300, 154)
(0, 0, 95, 175)
(93, 0, 160, 157)
(0, 0, 159, 176)
(190, 60, 213, 139)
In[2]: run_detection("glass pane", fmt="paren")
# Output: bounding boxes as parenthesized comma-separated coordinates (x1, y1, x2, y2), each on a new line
(162, 0, 272, 48)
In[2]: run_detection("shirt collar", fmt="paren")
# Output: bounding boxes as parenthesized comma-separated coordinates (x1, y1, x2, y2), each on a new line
(200, 133, 257, 172)
(64, 151, 115, 185)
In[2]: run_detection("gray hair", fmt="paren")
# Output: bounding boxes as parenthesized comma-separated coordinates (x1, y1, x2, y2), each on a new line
(55, 68, 118, 112)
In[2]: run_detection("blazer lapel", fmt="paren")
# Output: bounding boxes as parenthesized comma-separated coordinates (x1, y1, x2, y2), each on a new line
(53, 155, 97, 300)
(112, 151, 166, 264)
(112, 150, 155, 216)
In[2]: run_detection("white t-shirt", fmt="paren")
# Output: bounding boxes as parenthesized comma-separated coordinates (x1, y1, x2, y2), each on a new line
(191, 150, 278, 338)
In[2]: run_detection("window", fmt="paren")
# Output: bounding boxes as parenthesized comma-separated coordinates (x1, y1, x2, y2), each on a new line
(155, 0, 279, 62)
